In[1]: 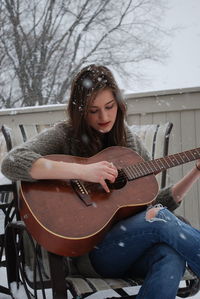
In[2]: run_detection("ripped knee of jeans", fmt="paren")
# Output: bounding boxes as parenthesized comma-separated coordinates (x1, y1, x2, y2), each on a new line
(145, 204, 166, 223)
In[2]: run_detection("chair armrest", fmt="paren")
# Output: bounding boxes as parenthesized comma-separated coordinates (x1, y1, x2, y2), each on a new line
(0, 171, 12, 187)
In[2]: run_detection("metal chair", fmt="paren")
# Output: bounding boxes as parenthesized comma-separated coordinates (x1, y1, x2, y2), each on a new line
(1, 122, 200, 298)
(0, 177, 18, 296)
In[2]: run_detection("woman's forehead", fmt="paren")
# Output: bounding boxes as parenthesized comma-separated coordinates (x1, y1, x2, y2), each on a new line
(90, 89, 115, 106)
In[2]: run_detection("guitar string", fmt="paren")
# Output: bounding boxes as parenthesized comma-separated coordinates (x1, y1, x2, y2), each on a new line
(81, 149, 200, 189)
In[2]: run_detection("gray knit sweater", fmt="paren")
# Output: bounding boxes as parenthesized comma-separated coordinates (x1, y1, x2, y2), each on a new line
(1, 121, 180, 276)
(2, 121, 177, 210)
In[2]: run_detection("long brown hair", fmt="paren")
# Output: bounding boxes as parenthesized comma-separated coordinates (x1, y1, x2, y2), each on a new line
(67, 64, 127, 156)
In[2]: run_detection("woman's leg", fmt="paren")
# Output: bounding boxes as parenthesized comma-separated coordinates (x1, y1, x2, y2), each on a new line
(89, 207, 200, 277)
(130, 244, 185, 299)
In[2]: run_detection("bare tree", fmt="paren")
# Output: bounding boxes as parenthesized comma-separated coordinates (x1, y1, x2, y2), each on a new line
(0, 0, 169, 108)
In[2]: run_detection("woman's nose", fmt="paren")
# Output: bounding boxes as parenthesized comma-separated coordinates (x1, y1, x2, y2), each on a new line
(99, 110, 108, 121)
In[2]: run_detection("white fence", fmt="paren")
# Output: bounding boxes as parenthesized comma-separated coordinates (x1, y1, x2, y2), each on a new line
(1, 86, 200, 228)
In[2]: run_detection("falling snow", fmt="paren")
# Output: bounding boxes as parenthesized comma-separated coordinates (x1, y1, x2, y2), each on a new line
(118, 242, 125, 247)
(179, 233, 187, 240)
(82, 78, 93, 89)
(92, 202, 97, 208)
(120, 225, 127, 231)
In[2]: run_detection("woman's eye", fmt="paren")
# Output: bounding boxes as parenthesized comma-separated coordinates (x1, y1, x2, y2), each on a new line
(89, 110, 98, 114)
(106, 104, 114, 110)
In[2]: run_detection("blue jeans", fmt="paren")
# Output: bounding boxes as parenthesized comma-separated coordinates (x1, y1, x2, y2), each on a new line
(89, 208, 200, 299)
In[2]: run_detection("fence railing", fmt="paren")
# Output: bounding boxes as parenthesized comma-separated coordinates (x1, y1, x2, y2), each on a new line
(1, 86, 200, 228)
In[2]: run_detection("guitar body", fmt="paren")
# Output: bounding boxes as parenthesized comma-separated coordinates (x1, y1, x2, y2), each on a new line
(20, 146, 158, 256)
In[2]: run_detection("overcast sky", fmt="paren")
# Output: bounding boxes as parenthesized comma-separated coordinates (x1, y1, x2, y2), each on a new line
(122, 0, 200, 93)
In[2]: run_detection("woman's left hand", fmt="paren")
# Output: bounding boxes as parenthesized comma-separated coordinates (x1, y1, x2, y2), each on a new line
(196, 159, 200, 174)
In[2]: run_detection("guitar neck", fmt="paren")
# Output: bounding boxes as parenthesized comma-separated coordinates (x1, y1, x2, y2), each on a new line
(123, 147, 200, 181)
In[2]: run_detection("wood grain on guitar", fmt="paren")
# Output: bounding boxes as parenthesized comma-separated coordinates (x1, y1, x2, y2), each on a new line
(19, 146, 200, 256)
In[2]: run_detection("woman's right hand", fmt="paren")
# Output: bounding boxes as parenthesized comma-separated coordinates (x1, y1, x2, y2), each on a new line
(79, 161, 118, 193)
(30, 158, 118, 193)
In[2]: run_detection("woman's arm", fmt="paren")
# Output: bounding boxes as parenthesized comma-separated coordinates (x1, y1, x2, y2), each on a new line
(156, 160, 200, 210)
(172, 160, 200, 204)
(1, 125, 66, 182)
(30, 157, 118, 193)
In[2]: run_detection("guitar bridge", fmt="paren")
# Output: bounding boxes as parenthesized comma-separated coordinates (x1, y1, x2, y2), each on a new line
(70, 179, 93, 206)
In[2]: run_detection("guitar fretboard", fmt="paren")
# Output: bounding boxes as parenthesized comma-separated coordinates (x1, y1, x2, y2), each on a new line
(123, 147, 200, 180)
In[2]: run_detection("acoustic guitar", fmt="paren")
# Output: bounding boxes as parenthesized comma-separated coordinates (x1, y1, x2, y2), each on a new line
(20, 146, 200, 256)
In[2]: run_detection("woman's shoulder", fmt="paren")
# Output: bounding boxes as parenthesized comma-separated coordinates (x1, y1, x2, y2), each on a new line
(125, 123, 140, 143)
(124, 123, 151, 160)
(52, 121, 73, 136)
(54, 120, 70, 130)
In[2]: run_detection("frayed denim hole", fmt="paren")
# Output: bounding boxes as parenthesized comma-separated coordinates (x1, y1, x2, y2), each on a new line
(145, 206, 168, 223)
(155, 207, 171, 222)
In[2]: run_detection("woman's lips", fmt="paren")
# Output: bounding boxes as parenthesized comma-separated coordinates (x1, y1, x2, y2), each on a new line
(98, 122, 110, 127)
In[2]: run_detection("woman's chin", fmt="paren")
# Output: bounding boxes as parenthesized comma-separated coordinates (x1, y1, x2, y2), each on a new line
(98, 128, 111, 133)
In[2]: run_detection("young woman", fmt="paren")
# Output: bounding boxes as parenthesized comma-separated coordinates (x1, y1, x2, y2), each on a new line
(2, 64, 200, 299)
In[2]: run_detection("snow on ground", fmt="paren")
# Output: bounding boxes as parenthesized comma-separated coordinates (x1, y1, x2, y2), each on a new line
(0, 266, 200, 299)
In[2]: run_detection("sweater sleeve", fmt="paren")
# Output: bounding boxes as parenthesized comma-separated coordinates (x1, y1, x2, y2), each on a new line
(155, 186, 180, 211)
(1, 123, 68, 182)
(126, 126, 180, 211)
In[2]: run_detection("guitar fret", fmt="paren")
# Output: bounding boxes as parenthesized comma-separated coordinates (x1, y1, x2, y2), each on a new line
(159, 159, 168, 170)
(158, 158, 166, 169)
(190, 151, 197, 159)
(124, 166, 134, 179)
(175, 154, 183, 164)
(172, 155, 180, 164)
(132, 167, 140, 178)
(124, 147, 200, 181)
(154, 159, 163, 170)
(141, 162, 151, 174)
(125, 162, 151, 180)
(134, 164, 144, 176)
(138, 163, 146, 174)
(129, 166, 138, 178)
(165, 158, 172, 167)
(177, 153, 186, 163)
(128, 165, 140, 179)
(182, 152, 190, 162)
(147, 160, 158, 172)
(168, 155, 178, 166)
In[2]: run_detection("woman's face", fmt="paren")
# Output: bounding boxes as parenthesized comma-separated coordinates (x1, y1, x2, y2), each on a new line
(86, 89, 118, 133)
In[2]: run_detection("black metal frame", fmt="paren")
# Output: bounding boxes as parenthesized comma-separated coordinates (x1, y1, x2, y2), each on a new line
(4, 219, 68, 298)
(0, 182, 18, 296)
(159, 122, 173, 189)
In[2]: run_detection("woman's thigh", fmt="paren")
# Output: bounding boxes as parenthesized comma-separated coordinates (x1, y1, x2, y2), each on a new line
(90, 208, 166, 277)
(90, 206, 200, 277)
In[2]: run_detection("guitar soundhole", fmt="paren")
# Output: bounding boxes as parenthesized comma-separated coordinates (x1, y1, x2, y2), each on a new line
(107, 169, 127, 190)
